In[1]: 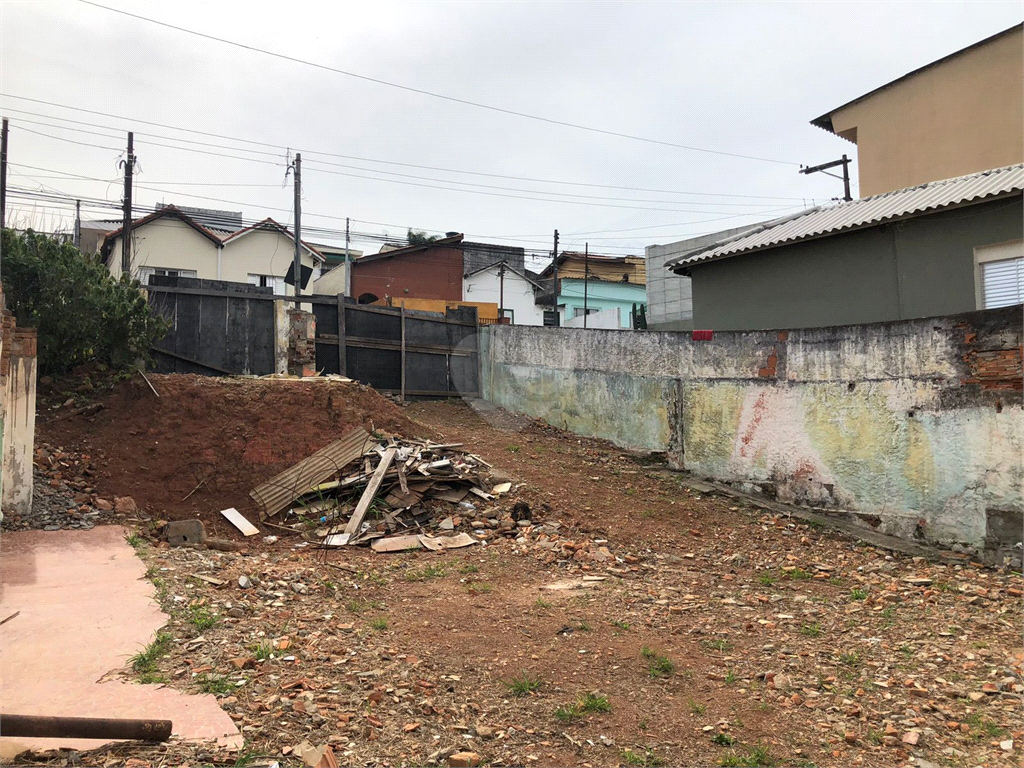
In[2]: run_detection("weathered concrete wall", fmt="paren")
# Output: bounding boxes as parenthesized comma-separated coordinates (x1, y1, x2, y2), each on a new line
(481, 306, 1023, 559)
(0, 321, 38, 519)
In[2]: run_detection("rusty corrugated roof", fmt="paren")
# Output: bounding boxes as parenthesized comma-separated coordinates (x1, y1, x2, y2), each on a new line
(250, 427, 372, 519)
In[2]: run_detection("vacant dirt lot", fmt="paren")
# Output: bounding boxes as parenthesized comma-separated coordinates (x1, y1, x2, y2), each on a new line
(13, 384, 1023, 768)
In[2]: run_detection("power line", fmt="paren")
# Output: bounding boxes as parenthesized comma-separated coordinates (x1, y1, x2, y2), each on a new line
(76, 0, 799, 167)
(10, 128, 799, 214)
(9, 119, 796, 210)
(3, 99, 808, 200)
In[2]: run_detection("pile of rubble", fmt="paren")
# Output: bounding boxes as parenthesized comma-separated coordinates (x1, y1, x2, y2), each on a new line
(2, 443, 113, 532)
(250, 428, 518, 552)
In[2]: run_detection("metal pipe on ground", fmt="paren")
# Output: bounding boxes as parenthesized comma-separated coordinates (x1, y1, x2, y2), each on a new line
(0, 714, 173, 741)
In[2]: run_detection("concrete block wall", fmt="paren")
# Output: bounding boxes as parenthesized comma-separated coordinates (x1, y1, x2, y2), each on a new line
(0, 292, 38, 520)
(480, 306, 1023, 561)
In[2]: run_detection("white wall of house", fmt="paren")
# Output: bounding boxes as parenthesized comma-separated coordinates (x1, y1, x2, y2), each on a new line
(464, 264, 544, 326)
(106, 218, 220, 281)
(222, 229, 321, 294)
(563, 307, 622, 329)
(309, 262, 349, 296)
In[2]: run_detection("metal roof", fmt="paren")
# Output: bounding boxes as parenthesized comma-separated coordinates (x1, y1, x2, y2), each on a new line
(667, 164, 1024, 272)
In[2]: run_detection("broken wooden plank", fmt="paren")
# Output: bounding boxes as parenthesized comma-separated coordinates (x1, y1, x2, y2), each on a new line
(220, 507, 259, 537)
(194, 574, 227, 587)
(343, 447, 398, 540)
(419, 532, 478, 550)
(430, 488, 469, 504)
(468, 486, 494, 501)
(397, 463, 409, 494)
(417, 459, 451, 475)
(250, 428, 371, 518)
(384, 488, 423, 508)
(371, 534, 424, 553)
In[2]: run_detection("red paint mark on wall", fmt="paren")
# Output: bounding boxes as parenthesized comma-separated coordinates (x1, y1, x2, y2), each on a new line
(738, 392, 769, 456)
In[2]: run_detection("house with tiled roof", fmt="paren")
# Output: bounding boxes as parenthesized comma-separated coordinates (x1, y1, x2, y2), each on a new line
(100, 206, 324, 294)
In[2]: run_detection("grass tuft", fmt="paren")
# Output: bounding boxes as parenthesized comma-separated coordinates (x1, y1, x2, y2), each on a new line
(196, 673, 235, 695)
(621, 748, 668, 767)
(130, 632, 171, 675)
(579, 692, 611, 713)
(800, 622, 821, 637)
(187, 604, 220, 631)
(404, 564, 446, 581)
(505, 671, 542, 696)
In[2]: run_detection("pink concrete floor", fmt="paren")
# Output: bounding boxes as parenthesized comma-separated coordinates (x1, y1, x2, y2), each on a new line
(0, 526, 241, 757)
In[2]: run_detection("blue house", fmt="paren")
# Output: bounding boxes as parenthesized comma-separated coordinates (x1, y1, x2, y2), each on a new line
(535, 252, 647, 328)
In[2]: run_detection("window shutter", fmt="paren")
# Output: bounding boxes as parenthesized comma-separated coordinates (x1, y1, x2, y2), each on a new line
(982, 257, 1024, 309)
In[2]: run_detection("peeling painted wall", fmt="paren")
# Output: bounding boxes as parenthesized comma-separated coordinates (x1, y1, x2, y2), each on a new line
(0, 324, 38, 519)
(480, 306, 1023, 559)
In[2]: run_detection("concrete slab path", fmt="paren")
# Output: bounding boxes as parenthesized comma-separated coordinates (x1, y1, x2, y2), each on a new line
(0, 526, 240, 757)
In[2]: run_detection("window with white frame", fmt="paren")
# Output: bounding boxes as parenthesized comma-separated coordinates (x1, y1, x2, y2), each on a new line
(573, 307, 596, 317)
(975, 240, 1024, 309)
(138, 266, 197, 285)
(248, 273, 288, 294)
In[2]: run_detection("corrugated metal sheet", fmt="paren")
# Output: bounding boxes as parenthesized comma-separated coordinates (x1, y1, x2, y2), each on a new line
(250, 427, 372, 518)
(668, 164, 1024, 270)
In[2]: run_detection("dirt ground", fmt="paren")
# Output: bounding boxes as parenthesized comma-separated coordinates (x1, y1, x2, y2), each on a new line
(14, 385, 1024, 768)
(37, 375, 421, 533)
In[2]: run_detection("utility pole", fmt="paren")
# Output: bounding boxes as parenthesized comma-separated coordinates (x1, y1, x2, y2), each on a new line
(1, 118, 9, 230)
(344, 216, 351, 297)
(551, 229, 559, 326)
(120, 132, 135, 276)
(292, 153, 302, 298)
(583, 242, 589, 329)
(74, 200, 81, 249)
(498, 261, 506, 324)
(799, 154, 852, 202)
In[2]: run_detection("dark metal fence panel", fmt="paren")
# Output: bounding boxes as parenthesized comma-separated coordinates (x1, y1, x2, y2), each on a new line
(146, 276, 276, 375)
(330, 303, 479, 398)
(145, 279, 478, 396)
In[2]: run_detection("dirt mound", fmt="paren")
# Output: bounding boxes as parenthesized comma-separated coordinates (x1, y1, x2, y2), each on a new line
(38, 375, 427, 528)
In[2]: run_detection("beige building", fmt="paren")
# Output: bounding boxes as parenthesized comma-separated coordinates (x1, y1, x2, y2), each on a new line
(101, 207, 323, 294)
(812, 24, 1023, 197)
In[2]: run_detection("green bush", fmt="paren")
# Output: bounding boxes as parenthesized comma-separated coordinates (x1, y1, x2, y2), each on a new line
(1, 229, 169, 374)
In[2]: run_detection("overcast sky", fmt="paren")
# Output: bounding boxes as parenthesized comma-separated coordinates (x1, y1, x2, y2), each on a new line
(1, 0, 1020, 265)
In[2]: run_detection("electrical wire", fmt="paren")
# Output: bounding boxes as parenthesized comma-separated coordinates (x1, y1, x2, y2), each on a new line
(10, 120, 797, 211)
(4, 102, 808, 200)
(75, 0, 799, 166)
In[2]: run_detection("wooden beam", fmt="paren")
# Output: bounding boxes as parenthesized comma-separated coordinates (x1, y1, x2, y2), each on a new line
(343, 447, 397, 541)
(336, 293, 347, 377)
(150, 346, 234, 375)
(400, 305, 406, 402)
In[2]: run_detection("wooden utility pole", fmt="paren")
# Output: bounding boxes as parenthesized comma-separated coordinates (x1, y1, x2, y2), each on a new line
(1, 118, 9, 230)
(498, 261, 506, 323)
(74, 200, 81, 249)
(292, 153, 302, 297)
(551, 229, 559, 326)
(344, 216, 351, 296)
(120, 132, 135, 275)
(799, 154, 852, 201)
(583, 242, 589, 328)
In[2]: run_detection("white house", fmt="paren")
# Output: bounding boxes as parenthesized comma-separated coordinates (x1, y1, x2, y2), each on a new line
(221, 218, 324, 293)
(463, 261, 544, 325)
(101, 206, 324, 295)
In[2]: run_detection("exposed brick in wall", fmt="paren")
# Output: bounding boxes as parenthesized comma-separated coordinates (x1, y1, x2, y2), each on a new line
(959, 323, 1024, 392)
(287, 309, 317, 378)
